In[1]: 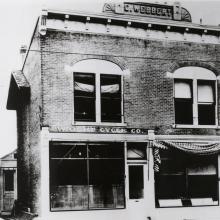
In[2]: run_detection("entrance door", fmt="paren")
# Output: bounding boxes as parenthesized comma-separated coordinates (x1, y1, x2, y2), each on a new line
(127, 164, 147, 220)
(3, 170, 15, 212)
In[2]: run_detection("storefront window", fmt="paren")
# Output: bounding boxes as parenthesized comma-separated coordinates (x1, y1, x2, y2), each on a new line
(155, 150, 218, 207)
(50, 142, 125, 211)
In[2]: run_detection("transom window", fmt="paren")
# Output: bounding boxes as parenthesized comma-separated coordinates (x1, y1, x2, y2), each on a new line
(155, 149, 218, 207)
(174, 67, 217, 126)
(73, 59, 123, 123)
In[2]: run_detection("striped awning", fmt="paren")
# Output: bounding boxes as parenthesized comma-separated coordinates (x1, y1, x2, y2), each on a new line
(153, 140, 220, 155)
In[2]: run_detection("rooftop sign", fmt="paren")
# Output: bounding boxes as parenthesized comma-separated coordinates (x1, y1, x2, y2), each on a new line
(103, 2, 191, 22)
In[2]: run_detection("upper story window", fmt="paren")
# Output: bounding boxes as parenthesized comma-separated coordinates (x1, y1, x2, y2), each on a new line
(73, 59, 124, 124)
(174, 67, 217, 126)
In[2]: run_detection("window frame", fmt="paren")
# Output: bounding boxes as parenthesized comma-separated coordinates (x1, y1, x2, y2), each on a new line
(173, 67, 218, 128)
(49, 142, 126, 211)
(72, 60, 125, 126)
(155, 150, 219, 208)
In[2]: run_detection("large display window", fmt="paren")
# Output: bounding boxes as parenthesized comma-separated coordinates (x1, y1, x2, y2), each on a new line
(50, 142, 125, 211)
(155, 149, 218, 207)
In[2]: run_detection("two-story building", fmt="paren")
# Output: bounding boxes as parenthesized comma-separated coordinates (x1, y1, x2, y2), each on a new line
(6, 1, 220, 220)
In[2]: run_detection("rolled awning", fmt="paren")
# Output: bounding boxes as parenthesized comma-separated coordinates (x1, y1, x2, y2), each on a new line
(153, 140, 220, 155)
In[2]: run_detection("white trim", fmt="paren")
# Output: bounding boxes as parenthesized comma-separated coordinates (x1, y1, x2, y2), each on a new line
(72, 121, 127, 127)
(72, 59, 123, 75)
(173, 67, 217, 80)
(173, 124, 220, 129)
(49, 132, 148, 142)
(96, 73, 101, 123)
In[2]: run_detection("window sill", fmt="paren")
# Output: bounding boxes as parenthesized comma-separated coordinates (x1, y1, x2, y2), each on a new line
(173, 124, 219, 129)
(72, 121, 127, 127)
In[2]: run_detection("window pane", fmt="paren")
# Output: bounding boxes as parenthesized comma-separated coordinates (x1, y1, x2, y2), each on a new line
(50, 159, 88, 210)
(175, 99, 193, 124)
(50, 144, 88, 211)
(4, 170, 14, 191)
(101, 74, 121, 123)
(74, 73, 95, 122)
(198, 104, 215, 125)
(50, 143, 125, 211)
(188, 176, 218, 200)
(174, 81, 192, 98)
(155, 151, 218, 207)
(198, 81, 214, 103)
(129, 166, 144, 199)
(155, 175, 186, 200)
(89, 159, 125, 209)
(89, 143, 125, 209)
(89, 143, 124, 159)
(127, 143, 147, 160)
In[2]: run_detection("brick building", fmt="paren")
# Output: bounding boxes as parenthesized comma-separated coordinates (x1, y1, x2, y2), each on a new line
(6, 2, 220, 220)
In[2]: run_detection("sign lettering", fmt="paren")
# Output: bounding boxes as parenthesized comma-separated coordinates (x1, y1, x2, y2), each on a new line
(123, 2, 173, 19)
(51, 126, 148, 135)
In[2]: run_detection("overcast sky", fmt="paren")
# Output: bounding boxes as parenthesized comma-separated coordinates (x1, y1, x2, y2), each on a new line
(0, 0, 220, 157)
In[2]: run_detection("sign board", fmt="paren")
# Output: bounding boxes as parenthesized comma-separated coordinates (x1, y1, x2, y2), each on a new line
(103, 2, 191, 22)
(123, 2, 173, 19)
(51, 126, 148, 134)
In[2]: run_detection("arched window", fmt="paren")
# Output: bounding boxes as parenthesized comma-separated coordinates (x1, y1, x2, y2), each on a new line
(173, 67, 217, 126)
(73, 59, 124, 123)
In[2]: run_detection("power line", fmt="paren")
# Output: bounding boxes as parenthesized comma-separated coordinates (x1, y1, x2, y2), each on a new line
(28, 49, 220, 63)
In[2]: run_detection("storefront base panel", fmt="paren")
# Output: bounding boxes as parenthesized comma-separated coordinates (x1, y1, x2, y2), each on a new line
(154, 206, 220, 220)
(29, 206, 220, 220)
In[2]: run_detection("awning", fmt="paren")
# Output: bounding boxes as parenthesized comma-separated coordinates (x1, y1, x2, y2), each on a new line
(152, 140, 220, 172)
(7, 70, 30, 110)
(153, 140, 220, 155)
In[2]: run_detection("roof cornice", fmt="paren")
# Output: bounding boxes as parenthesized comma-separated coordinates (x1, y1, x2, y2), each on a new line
(44, 8, 220, 33)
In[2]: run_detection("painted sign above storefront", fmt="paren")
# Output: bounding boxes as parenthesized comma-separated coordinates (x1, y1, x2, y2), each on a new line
(51, 126, 148, 134)
(103, 2, 192, 22)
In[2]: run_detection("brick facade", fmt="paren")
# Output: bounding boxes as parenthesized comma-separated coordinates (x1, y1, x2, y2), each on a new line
(41, 31, 220, 134)
(7, 4, 220, 220)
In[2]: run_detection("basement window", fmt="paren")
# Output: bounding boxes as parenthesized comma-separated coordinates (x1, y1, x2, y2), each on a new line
(50, 142, 125, 211)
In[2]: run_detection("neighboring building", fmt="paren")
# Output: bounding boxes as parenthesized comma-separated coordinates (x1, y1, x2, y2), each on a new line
(6, 1, 220, 220)
(0, 150, 17, 215)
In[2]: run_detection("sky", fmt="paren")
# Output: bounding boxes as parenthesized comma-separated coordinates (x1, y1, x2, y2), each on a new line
(0, 0, 220, 157)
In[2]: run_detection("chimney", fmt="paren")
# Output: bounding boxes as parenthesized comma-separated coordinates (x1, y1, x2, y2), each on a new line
(20, 45, 27, 65)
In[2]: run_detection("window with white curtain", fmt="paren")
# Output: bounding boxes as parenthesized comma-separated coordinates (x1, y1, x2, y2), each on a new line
(73, 59, 123, 123)
(174, 67, 217, 126)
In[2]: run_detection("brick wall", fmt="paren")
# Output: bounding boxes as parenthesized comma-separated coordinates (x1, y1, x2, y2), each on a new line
(40, 30, 220, 135)
(17, 28, 42, 214)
